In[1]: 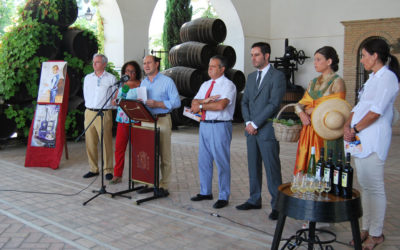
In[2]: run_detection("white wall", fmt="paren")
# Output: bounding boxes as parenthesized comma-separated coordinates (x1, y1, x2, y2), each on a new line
(267, 0, 400, 88)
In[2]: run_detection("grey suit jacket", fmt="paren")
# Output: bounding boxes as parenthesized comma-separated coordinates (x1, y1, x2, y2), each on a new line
(241, 66, 286, 140)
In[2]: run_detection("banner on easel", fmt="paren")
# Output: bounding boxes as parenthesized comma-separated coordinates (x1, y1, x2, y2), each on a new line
(25, 61, 69, 169)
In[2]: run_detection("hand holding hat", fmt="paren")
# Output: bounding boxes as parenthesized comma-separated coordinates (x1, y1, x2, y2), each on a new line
(311, 98, 352, 140)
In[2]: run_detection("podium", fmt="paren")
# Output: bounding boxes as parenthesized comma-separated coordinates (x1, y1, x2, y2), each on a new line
(111, 100, 162, 204)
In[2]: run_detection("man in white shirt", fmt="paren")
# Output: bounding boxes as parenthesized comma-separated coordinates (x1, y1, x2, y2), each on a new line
(190, 55, 237, 209)
(82, 54, 117, 180)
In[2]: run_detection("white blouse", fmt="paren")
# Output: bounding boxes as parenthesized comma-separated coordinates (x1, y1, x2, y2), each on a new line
(351, 66, 399, 161)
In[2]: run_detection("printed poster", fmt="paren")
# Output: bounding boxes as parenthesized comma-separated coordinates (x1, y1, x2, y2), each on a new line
(37, 62, 67, 103)
(31, 104, 60, 148)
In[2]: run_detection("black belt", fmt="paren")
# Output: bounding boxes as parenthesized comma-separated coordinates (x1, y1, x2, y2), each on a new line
(202, 120, 231, 123)
(87, 108, 111, 112)
(156, 113, 170, 117)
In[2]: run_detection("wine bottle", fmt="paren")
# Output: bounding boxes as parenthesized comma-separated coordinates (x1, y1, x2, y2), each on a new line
(341, 153, 354, 199)
(306, 146, 316, 177)
(315, 147, 325, 180)
(324, 149, 334, 193)
(332, 151, 343, 196)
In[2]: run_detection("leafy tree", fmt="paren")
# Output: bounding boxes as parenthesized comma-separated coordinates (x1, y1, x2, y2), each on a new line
(162, 0, 192, 69)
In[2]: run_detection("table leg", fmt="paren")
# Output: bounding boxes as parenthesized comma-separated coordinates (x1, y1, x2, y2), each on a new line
(350, 219, 362, 250)
(308, 221, 316, 250)
(271, 213, 286, 250)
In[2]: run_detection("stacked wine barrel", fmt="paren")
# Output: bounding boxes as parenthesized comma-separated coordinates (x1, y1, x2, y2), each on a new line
(0, 0, 98, 140)
(161, 18, 245, 127)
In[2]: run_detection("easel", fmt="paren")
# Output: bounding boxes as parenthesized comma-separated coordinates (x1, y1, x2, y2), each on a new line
(112, 100, 162, 204)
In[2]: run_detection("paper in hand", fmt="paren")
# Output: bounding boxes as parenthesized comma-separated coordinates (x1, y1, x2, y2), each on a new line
(136, 87, 147, 102)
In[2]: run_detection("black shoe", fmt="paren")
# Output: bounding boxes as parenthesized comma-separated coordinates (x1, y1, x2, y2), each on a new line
(83, 172, 99, 178)
(213, 200, 228, 209)
(105, 173, 113, 180)
(137, 186, 153, 194)
(155, 188, 169, 197)
(236, 202, 262, 210)
(191, 194, 213, 201)
(269, 209, 279, 220)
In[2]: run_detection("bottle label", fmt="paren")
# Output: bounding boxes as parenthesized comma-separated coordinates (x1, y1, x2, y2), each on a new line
(333, 170, 339, 185)
(342, 173, 348, 188)
(316, 165, 321, 178)
(324, 168, 330, 180)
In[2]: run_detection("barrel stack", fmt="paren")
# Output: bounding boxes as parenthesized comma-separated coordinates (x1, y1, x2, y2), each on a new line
(162, 18, 245, 127)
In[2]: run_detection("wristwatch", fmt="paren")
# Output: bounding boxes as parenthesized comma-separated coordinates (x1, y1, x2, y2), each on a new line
(353, 124, 360, 133)
(199, 104, 203, 111)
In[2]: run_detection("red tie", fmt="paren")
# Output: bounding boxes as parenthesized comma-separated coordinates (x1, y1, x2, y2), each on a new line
(201, 80, 215, 121)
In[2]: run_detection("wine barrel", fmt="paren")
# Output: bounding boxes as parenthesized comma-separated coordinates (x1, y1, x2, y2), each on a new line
(169, 42, 215, 69)
(225, 69, 246, 93)
(216, 45, 236, 69)
(180, 18, 227, 45)
(161, 66, 203, 98)
(279, 85, 304, 120)
(61, 29, 99, 63)
(233, 92, 244, 123)
(67, 68, 84, 97)
(23, 0, 78, 30)
(0, 104, 17, 140)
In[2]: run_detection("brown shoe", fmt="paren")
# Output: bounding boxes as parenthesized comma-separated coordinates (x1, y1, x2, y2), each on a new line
(109, 176, 122, 184)
(350, 230, 369, 246)
(362, 235, 384, 250)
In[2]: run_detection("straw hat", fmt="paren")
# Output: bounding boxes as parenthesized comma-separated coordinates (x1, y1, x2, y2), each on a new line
(311, 98, 352, 140)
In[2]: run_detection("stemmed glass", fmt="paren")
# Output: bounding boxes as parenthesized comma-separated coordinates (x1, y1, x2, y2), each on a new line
(290, 173, 300, 197)
(305, 175, 316, 200)
(298, 174, 307, 199)
(315, 177, 324, 200)
(323, 177, 331, 200)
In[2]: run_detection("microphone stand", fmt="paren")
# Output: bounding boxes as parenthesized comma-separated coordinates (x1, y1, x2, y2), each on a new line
(76, 82, 120, 206)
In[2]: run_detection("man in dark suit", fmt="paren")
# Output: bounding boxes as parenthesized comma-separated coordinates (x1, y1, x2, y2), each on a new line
(237, 42, 286, 220)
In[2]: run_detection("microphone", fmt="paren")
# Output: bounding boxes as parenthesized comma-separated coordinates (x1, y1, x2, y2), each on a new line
(114, 74, 130, 86)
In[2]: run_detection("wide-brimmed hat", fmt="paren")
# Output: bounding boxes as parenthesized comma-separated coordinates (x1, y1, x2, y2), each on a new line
(311, 98, 352, 140)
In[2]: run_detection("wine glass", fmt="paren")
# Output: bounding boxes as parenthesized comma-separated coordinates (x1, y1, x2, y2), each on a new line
(290, 173, 300, 197)
(305, 175, 315, 200)
(323, 177, 331, 200)
(315, 177, 324, 200)
(298, 174, 307, 198)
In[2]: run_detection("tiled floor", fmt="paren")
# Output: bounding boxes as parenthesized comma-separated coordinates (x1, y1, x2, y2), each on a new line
(0, 124, 399, 249)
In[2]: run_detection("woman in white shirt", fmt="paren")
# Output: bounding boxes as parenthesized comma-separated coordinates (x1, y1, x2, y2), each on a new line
(344, 38, 400, 250)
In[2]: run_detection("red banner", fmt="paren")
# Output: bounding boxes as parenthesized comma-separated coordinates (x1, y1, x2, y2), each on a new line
(131, 126, 156, 185)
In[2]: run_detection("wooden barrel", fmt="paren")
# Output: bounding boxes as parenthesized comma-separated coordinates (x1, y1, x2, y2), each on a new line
(280, 85, 304, 120)
(23, 0, 78, 30)
(61, 28, 99, 63)
(201, 68, 246, 93)
(161, 66, 203, 98)
(66, 68, 84, 97)
(0, 105, 17, 139)
(180, 18, 227, 45)
(225, 69, 246, 92)
(216, 45, 236, 69)
(233, 92, 243, 123)
(169, 42, 215, 69)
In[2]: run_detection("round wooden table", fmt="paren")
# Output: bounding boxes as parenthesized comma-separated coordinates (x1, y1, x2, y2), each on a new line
(271, 183, 363, 250)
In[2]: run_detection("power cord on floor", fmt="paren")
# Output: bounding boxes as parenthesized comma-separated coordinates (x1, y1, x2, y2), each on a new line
(0, 175, 98, 196)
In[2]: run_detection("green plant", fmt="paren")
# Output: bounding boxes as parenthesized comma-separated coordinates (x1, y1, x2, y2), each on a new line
(271, 118, 302, 126)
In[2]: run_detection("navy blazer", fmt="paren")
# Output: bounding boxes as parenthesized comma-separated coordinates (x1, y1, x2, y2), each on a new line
(241, 66, 286, 140)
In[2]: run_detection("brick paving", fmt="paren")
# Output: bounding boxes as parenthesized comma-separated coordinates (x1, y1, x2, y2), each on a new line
(0, 123, 399, 249)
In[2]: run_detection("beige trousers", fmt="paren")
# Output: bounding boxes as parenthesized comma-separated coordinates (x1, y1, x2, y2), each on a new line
(142, 114, 172, 189)
(84, 109, 114, 174)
